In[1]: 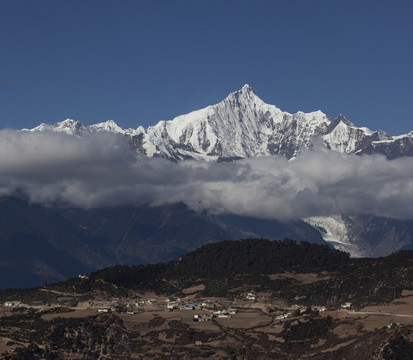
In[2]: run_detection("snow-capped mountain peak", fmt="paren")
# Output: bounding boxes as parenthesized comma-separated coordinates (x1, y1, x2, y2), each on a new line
(25, 85, 412, 161)
(27, 118, 146, 138)
(143, 85, 334, 160)
(225, 83, 256, 99)
(88, 120, 125, 134)
(241, 83, 253, 91)
(28, 118, 84, 136)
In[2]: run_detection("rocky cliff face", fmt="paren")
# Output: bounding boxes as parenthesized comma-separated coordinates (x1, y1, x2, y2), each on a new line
(142, 84, 330, 160)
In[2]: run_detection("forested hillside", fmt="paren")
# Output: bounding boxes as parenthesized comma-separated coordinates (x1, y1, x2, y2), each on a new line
(2, 239, 412, 309)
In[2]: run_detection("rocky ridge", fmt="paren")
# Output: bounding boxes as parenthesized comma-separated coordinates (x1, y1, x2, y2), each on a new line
(27, 85, 413, 161)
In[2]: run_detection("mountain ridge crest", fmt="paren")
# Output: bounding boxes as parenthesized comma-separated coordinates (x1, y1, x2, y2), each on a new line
(25, 85, 412, 161)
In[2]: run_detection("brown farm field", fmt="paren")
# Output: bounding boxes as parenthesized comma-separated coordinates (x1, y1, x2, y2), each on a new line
(2, 290, 412, 359)
(1, 262, 413, 360)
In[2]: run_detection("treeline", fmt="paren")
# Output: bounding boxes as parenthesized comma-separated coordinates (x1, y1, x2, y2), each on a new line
(74, 239, 413, 306)
(168, 238, 349, 279)
(282, 250, 413, 307)
(2, 239, 413, 308)
(83, 238, 349, 293)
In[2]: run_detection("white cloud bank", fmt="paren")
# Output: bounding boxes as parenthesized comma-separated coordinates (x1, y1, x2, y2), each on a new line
(1, 130, 413, 221)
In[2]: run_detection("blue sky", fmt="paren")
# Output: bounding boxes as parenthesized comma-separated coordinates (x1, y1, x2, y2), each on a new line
(1, 0, 412, 135)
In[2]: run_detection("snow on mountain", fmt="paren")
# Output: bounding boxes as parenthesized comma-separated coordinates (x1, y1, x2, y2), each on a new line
(27, 119, 145, 138)
(88, 120, 126, 134)
(304, 216, 364, 257)
(28, 119, 85, 136)
(323, 115, 393, 155)
(27, 85, 411, 161)
(88, 120, 145, 137)
(358, 132, 413, 159)
(143, 84, 331, 160)
(305, 215, 413, 257)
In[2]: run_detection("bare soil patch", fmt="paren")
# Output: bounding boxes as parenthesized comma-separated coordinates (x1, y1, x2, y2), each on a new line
(0, 337, 12, 354)
(137, 292, 168, 302)
(254, 323, 283, 334)
(216, 312, 271, 329)
(269, 272, 330, 284)
(189, 320, 221, 331)
(362, 293, 413, 316)
(320, 338, 357, 353)
(41, 308, 97, 320)
(333, 323, 358, 339)
(182, 284, 205, 294)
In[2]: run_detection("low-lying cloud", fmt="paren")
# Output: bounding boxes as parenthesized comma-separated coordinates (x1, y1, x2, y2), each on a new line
(1, 129, 413, 221)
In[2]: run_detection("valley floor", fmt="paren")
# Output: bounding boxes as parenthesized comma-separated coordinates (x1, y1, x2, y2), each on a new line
(1, 288, 413, 359)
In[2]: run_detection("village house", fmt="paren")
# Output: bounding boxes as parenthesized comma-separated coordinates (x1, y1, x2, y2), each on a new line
(275, 312, 292, 320)
(213, 309, 230, 316)
(193, 314, 214, 321)
(200, 301, 212, 307)
(167, 302, 178, 310)
(111, 305, 121, 312)
(217, 313, 230, 318)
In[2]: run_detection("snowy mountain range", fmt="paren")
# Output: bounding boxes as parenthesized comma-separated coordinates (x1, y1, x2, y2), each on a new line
(28, 84, 413, 161)
(23, 85, 413, 259)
